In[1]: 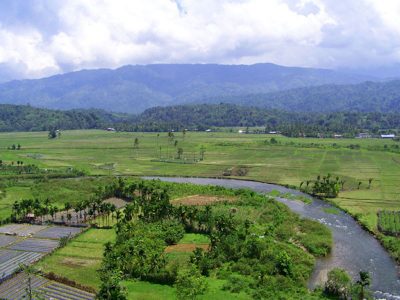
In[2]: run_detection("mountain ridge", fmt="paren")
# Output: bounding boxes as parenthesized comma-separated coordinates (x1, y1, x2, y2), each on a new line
(0, 63, 375, 113)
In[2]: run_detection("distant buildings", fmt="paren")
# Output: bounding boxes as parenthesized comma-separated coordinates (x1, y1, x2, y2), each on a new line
(357, 133, 371, 139)
(106, 128, 116, 131)
(381, 134, 396, 139)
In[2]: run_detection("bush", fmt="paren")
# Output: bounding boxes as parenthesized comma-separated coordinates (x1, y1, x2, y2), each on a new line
(175, 266, 208, 300)
(222, 274, 252, 293)
(159, 219, 185, 245)
(324, 268, 351, 299)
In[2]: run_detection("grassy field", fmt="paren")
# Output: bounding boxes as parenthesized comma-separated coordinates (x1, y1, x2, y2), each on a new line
(1, 129, 399, 231)
(36, 228, 116, 289)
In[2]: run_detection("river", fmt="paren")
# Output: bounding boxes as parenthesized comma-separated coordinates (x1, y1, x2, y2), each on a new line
(144, 176, 400, 299)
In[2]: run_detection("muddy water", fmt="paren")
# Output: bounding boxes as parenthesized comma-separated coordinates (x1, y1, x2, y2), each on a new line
(144, 177, 400, 299)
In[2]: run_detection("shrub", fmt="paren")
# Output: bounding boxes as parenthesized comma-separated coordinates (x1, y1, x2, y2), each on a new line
(159, 219, 185, 245)
(324, 268, 351, 299)
(175, 266, 208, 300)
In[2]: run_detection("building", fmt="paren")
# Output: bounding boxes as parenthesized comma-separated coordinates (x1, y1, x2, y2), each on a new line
(381, 134, 395, 139)
(357, 133, 371, 139)
(106, 128, 116, 131)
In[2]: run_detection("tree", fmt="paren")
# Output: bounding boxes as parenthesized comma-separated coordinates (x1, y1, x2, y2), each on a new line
(356, 271, 371, 300)
(175, 266, 208, 300)
(48, 129, 57, 139)
(199, 146, 206, 161)
(134, 137, 139, 149)
(19, 264, 43, 300)
(368, 178, 373, 189)
(177, 148, 183, 159)
(97, 271, 127, 300)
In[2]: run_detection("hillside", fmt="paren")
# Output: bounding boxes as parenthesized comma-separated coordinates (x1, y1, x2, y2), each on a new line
(2, 103, 400, 136)
(125, 104, 400, 136)
(206, 80, 400, 112)
(0, 104, 130, 132)
(0, 64, 372, 113)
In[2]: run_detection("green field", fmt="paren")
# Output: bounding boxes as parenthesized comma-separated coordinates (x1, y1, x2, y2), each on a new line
(36, 228, 116, 289)
(1, 129, 399, 232)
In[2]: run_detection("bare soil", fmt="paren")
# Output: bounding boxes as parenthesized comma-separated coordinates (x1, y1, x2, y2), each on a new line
(164, 243, 209, 253)
(173, 195, 237, 206)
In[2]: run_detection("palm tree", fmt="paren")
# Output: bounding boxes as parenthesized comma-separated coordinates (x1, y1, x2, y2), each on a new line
(357, 271, 371, 300)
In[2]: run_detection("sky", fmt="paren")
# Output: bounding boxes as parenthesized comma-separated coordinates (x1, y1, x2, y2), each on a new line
(0, 0, 400, 81)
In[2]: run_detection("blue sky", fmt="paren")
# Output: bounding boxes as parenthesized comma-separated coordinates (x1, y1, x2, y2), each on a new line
(0, 0, 399, 81)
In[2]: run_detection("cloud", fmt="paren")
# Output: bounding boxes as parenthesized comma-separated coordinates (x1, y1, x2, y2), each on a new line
(0, 0, 399, 80)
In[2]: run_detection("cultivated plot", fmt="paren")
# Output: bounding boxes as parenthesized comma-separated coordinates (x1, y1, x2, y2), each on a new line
(34, 226, 82, 239)
(0, 272, 95, 300)
(0, 250, 44, 281)
(0, 235, 18, 247)
(0, 224, 48, 237)
(9, 238, 59, 253)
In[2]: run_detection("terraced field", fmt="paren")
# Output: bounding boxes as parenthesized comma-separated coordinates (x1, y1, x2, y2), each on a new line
(0, 272, 95, 299)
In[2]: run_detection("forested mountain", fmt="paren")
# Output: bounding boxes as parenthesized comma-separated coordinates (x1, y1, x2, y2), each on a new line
(121, 104, 400, 136)
(0, 64, 372, 113)
(0, 104, 130, 132)
(206, 80, 400, 112)
(2, 103, 400, 137)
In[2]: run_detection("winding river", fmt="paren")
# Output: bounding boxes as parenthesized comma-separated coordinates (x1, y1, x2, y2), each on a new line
(144, 177, 400, 299)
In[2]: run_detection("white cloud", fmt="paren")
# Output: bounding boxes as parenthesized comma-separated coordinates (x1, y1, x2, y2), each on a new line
(0, 0, 399, 79)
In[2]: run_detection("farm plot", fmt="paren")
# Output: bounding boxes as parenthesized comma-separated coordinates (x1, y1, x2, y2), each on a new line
(0, 272, 95, 300)
(0, 250, 44, 281)
(9, 238, 60, 253)
(34, 226, 82, 239)
(0, 235, 18, 247)
(0, 224, 48, 236)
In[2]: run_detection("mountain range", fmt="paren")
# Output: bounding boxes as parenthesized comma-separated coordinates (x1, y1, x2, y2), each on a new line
(0, 63, 381, 114)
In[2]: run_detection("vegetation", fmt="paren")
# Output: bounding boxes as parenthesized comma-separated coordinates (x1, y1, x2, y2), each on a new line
(2, 103, 400, 137)
(324, 268, 372, 300)
(95, 179, 332, 299)
(378, 211, 400, 236)
(0, 63, 370, 114)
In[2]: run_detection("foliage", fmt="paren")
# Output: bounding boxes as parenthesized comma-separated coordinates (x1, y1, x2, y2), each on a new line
(301, 174, 341, 198)
(175, 266, 208, 300)
(378, 211, 400, 236)
(324, 268, 351, 299)
(97, 270, 127, 300)
(96, 179, 332, 298)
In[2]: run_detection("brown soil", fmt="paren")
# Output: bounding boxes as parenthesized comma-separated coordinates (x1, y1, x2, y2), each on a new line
(61, 257, 97, 268)
(165, 243, 209, 253)
(104, 197, 128, 208)
(173, 195, 237, 206)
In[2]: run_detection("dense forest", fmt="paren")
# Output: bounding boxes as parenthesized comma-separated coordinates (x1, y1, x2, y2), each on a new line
(206, 80, 400, 112)
(0, 104, 131, 132)
(1, 103, 400, 137)
(120, 104, 400, 136)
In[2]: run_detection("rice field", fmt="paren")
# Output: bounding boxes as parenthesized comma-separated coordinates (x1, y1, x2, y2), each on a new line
(0, 130, 399, 232)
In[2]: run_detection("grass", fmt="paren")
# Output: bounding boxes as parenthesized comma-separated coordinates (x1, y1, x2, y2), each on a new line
(36, 228, 116, 290)
(179, 233, 210, 244)
(122, 277, 250, 300)
(0, 130, 399, 245)
(322, 207, 341, 215)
